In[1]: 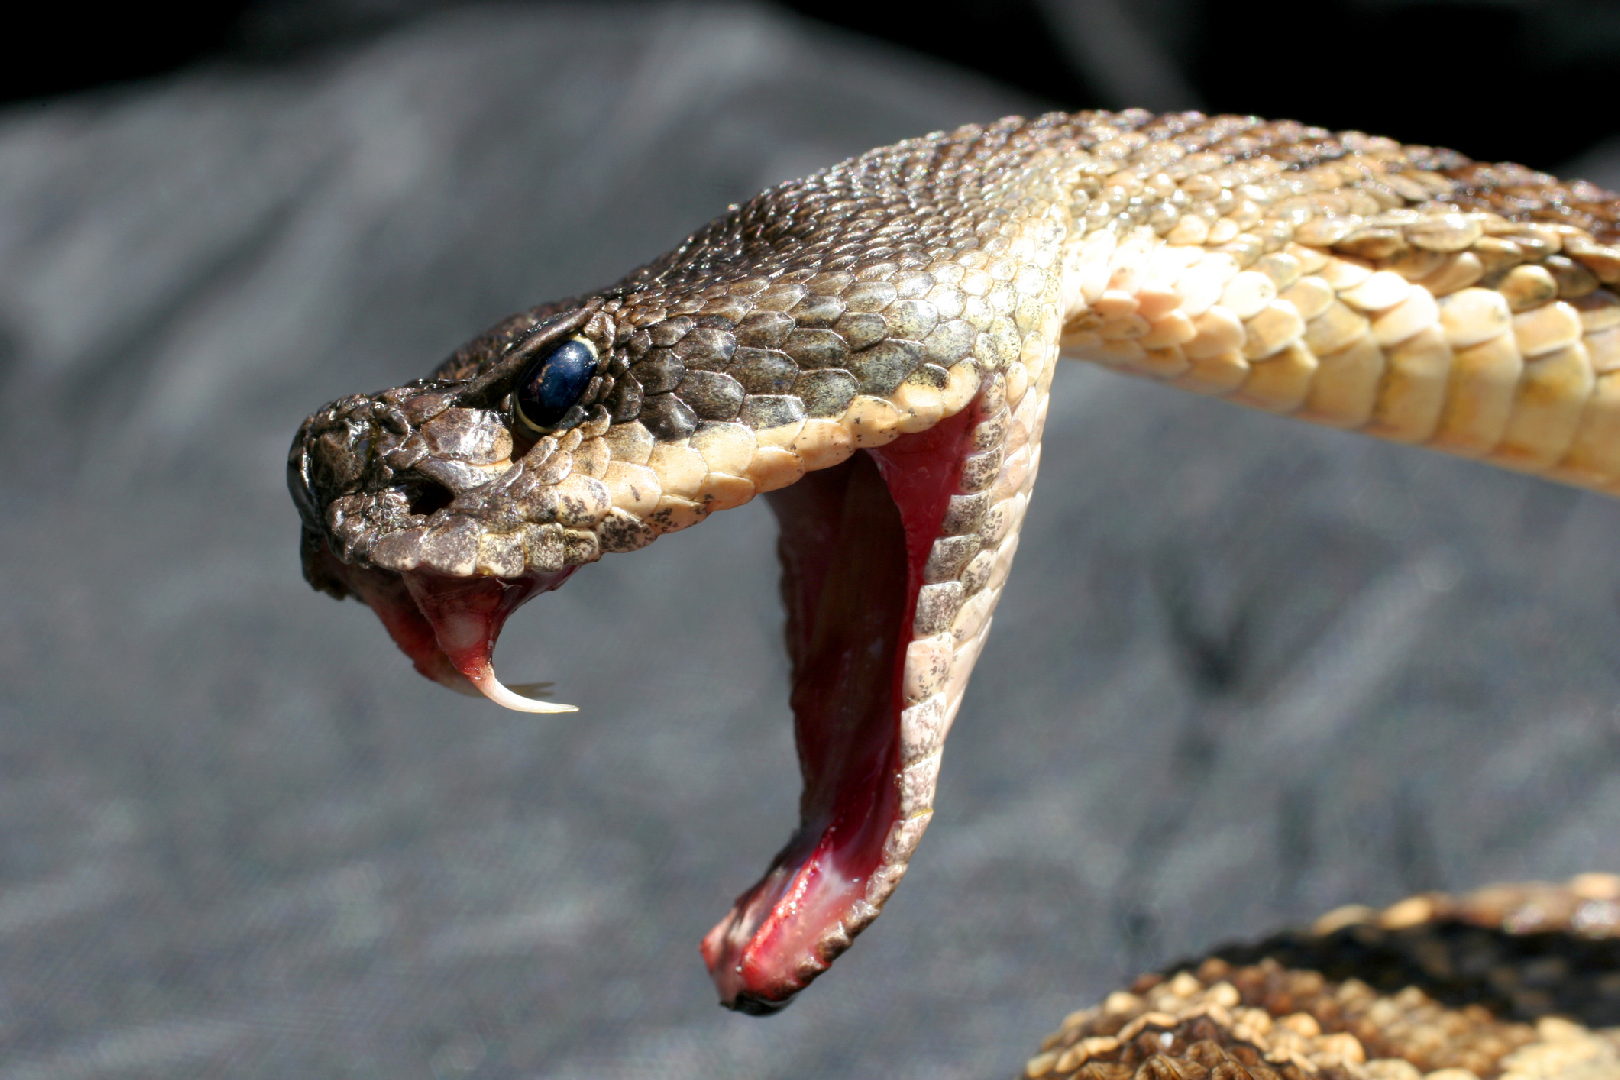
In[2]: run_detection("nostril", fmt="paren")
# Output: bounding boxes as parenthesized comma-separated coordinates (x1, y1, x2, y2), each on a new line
(405, 479, 454, 517)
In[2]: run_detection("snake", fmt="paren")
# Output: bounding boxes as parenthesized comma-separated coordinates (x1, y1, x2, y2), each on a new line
(287, 110, 1620, 1061)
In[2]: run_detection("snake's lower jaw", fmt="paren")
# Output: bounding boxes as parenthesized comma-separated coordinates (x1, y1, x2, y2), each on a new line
(306, 542, 578, 711)
(703, 404, 996, 1012)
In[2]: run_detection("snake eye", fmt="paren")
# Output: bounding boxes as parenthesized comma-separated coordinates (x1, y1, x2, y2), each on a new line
(513, 335, 600, 434)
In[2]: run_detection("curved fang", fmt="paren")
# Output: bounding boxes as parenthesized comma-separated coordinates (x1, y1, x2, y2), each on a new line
(464, 667, 577, 713)
(395, 568, 581, 714)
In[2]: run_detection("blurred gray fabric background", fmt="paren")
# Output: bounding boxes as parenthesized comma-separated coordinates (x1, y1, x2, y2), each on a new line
(4, 2, 1620, 1077)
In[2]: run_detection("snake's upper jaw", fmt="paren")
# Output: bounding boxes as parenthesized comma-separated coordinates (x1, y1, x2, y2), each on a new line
(303, 537, 579, 711)
(397, 569, 581, 712)
(702, 393, 1016, 1012)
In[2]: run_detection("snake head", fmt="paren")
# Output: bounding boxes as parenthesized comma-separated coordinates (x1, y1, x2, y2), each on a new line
(288, 301, 642, 710)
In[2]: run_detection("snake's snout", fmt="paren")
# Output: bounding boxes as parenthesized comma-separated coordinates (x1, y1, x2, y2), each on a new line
(289, 389, 585, 710)
(288, 357, 624, 711)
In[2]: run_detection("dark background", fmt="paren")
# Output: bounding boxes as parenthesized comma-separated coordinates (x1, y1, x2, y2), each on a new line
(16, 0, 1620, 168)
(3, 2, 1620, 1077)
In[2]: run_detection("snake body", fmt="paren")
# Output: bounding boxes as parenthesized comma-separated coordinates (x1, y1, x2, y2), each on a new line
(289, 112, 1620, 1023)
(1027, 877, 1620, 1080)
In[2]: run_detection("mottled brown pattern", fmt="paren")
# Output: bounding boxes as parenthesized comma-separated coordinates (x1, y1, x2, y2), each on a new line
(1446, 163, 1620, 245)
(1028, 879, 1620, 1080)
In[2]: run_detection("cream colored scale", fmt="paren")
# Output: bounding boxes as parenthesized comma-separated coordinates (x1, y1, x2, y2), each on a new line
(1054, 195, 1620, 496)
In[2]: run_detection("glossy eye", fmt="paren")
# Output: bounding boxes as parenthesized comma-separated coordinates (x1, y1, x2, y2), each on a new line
(513, 335, 600, 434)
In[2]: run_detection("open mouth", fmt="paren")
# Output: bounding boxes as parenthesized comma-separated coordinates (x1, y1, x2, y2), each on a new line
(317, 397, 988, 1012)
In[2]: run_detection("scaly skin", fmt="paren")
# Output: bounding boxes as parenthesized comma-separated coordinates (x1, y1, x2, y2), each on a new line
(1024, 876, 1620, 1080)
(289, 111, 1620, 1013)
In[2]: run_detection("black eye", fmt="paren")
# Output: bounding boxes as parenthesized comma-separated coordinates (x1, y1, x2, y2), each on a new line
(513, 336, 600, 434)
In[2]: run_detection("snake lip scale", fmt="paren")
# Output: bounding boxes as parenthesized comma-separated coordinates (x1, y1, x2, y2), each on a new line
(289, 110, 1620, 1016)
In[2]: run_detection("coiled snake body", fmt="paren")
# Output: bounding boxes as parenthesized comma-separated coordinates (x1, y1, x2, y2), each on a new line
(289, 111, 1620, 1068)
